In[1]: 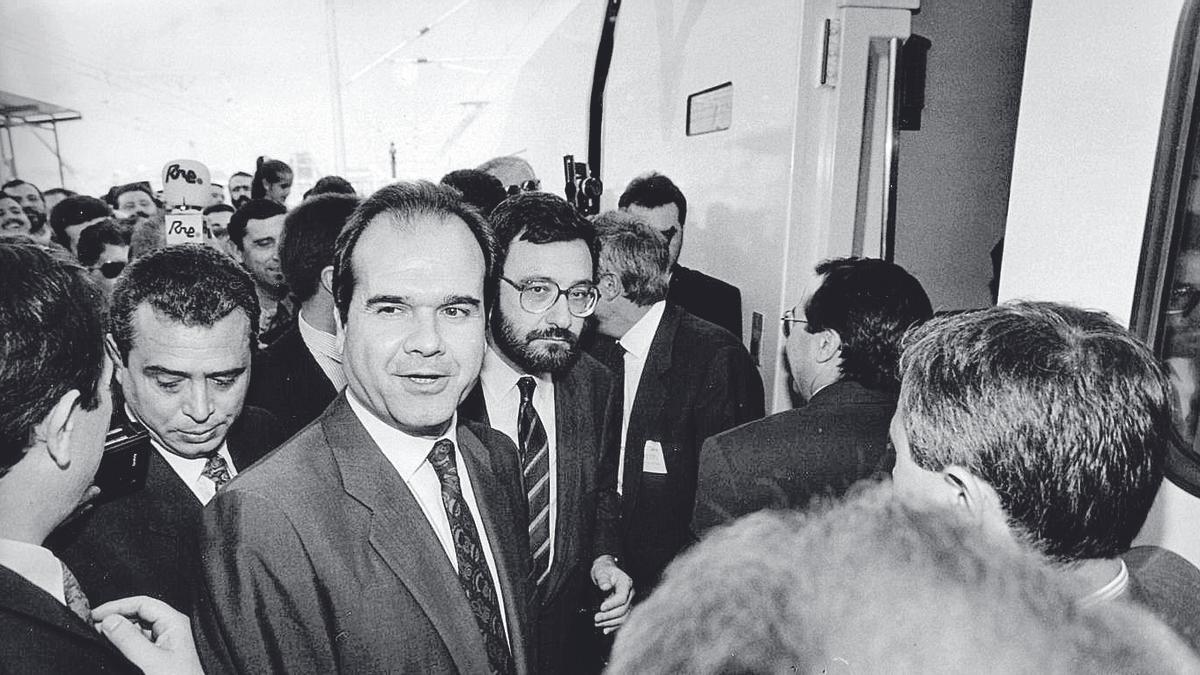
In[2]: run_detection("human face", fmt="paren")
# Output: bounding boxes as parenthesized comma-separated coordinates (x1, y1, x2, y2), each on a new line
(782, 272, 824, 399)
(342, 214, 487, 437)
(265, 173, 293, 205)
(493, 238, 593, 375)
(209, 184, 226, 207)
(88, 244, 129, 298)
(228, 175, 252, 208)
(117, 190, 158, 219)
(240, 214, 286, 292)
(5, 182, 45, 226)
(204, 211, 234, 256)
(625, 202, 683, 267)
(116, 305, 251, 458)
(0, 196, 30, 234)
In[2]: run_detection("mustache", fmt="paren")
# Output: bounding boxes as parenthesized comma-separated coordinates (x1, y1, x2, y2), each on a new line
(528, 326, 577, 344)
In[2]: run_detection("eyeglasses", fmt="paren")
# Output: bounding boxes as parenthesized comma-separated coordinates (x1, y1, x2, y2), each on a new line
(1169, 283, 1200, 317)
(500, 277, 598, 317)
(505, 180, 541, 196)
(781, 307, 807, 338)
(93, 261, 127, 280)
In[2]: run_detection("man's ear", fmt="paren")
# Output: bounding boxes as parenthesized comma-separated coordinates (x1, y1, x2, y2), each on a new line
(813, 328, 842, 364)
(598, 274, 621, 301)
(36, 389, 83, 470)
(319, 265, 335, 297)
(941, 465, 1006, 523)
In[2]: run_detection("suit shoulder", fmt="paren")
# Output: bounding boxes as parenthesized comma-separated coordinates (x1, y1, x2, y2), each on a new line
(676, 310, 748, 353)
(675, 265, 740, 297)
(225, 421, 332, 499)
(705, 409, 810, 448)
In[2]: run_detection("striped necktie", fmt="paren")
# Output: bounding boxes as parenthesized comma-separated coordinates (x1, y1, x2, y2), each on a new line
(516, 376, 551, 585)
(427, 439, 516, 675)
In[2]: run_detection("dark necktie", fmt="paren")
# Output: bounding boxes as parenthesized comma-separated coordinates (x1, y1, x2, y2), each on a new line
(202, 453, 232, 490)
(427, 439, 516, 675)
(516, 376, 551, 585)
(61, 562, 91, 622)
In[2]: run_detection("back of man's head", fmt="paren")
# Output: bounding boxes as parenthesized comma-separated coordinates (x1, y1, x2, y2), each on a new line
(227, 198, 287, 251)
(0, 241, 105, 476)
(202, 203, 235, 217)
(49, 195, 112, 248)
(805, 257, 932, 392)
(609, 485, 1199, 674)
(475, 155, 538, 193)
(441, 169, 507, 217)
(898, 301, 1172, 561)
(592, 210, 670, 306)
(303, 175, 356, 200)
(281, 193, 359, 304)
(617, 172, 687, 225)
(489, 191, 597, 275)
(109, 244, 260, 363)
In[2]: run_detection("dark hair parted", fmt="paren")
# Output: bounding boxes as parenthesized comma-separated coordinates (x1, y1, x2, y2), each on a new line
(617, 172, 687, 226)
(333, 180, 497, 324)
(0, 240, 106, 475)
(109, 243, 260, 363)
(49, 195, 112, 248)
(898, 301, 1173, 561)
(281, 193, 359, 303)
(76, 219, 130, 267)
(592, 210, 670, 306)
(227, 198, 287, 250)
(442, 169, 508, 217)
(805, 257, 932, 392)
(488, 191, 598, 277)
(251, 157, 293, 200)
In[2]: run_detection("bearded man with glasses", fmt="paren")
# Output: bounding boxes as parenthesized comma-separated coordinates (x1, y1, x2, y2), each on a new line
(460, 192, 633, 675)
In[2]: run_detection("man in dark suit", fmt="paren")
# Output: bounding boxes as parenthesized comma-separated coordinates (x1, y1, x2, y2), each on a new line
(51, 244, 282, 613)
(589, 212, 764, 594)
(0, 240, 201, 674)
(247, 193, 359, 437)
(618, 172, 742, 339)
(692, 258, 932, 532)
(194, 181, 535, 673)
(459, 193, 632, 673)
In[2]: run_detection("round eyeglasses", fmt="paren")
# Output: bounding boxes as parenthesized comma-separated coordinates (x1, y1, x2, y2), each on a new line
(780, 307, 808, 338)
(501, 277, 599, 317)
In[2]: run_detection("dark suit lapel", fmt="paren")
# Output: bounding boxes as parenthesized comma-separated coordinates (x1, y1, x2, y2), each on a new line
(143, 449, 202, 537)
(0, 565, 114, 649)
(548, 368, 585, 596)
(458, 381, 490, 426)
(622, 305, 679, 512)
(323, 396, 493, 675)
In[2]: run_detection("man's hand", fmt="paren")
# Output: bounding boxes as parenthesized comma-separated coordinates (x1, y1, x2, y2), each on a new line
(92, 596, 204, 675)
(590, 554, 634, 635)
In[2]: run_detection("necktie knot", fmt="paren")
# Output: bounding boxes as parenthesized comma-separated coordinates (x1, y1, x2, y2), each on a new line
(427, 438, 457, 477)
(202, 453, 232, 490)
(516, 376, 536, 405)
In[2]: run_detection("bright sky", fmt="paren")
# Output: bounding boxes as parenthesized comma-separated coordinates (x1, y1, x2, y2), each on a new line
(0, 0, 580, 200)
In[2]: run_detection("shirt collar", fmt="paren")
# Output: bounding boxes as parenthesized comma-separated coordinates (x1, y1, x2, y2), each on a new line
(153, 436, 231, 485)
(298, 307, 342, 363)
(1080, 559, 1130, 607)
(618, 300, 667, 360)
(345, 388, 458, 482)
(0, 538, 66, 605)
(479, 344, 551, 400)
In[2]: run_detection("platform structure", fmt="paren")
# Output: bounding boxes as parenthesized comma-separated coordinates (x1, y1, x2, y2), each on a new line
(0, 91, 82, 186)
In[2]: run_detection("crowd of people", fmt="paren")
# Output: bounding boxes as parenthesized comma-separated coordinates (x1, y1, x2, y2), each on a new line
(1, 153, 1199, 674)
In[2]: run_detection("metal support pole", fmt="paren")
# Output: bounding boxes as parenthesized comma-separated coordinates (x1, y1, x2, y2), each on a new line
(51, 120, 64, 187)
(4, 123, 17, 178)
(326, 0, 347, 175)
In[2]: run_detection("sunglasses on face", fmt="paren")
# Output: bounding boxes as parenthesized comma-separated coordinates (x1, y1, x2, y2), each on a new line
(93, 261, 127, 279)
(505, 180, 541, 196)
(781, 307, 808, 338)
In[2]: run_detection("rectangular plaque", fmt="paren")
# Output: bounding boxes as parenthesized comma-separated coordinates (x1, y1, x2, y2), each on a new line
(687, 82, 733, 136)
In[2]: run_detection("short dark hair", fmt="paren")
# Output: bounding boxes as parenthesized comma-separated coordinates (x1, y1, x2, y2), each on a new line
(489, 192, 597, 278)
(227, 199, 287, 250)
(441, 169, 507, 217)
(303, 175, 356, 200)
(109, 243, 260, 363)
(203, 203, 235, 216)
(899, 301, 1173, 561)
(333, 181, 497, 324)
(230, 171, 253, 181)
(592, 210, 670, 306)
(76, 219, 131, 267)
(281, 193, 359, 303)
(0, 240, 105, 475)
(113, 182, 155, 203)
(43, 187, 75, 200)
(804, 257, 932, 392)
(1, 179, 43, 202)
(618, 172, 687, 225)
(49, 195, 112, 248)
(251, 157, 293, 200)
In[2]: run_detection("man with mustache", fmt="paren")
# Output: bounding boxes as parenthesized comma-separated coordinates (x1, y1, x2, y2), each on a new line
(0, 194, 31, 236)
(50, 244, 281, 613)
(460, 192, 633, 673)
(1, 179, 49, 242)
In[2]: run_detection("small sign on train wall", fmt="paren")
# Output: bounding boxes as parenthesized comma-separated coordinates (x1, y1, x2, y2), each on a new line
(687, 82, 733, 136)
(162, 159, 209, 245)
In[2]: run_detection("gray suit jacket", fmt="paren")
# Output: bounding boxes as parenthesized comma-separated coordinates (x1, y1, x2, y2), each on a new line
(193, 393, 535, 674)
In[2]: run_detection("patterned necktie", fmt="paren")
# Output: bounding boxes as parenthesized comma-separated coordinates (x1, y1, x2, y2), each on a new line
(516, 376, 551, 585)
(427, 439, 516, 675)
(61, 562, 91, 622)
(201, 453, 232, 490)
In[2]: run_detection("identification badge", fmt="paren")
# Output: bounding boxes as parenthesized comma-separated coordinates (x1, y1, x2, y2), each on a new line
(642, 440, 668, 474)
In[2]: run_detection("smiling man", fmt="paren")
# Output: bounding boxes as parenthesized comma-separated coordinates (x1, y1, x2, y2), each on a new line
(50, 244, 282, 613)
(194, 181, 535, 674)
(228, 198, 292, 346)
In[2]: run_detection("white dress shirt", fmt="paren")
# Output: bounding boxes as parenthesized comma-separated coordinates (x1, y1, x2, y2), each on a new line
(154, 440, 237, 505)
(297, 307, 348, 391)
(1080, 559, 1130, 608)
(346, 390, 510, 639)
(0, 538, 69, 606)
(478, 345, 557, 574)
(615, 300, 667, 494)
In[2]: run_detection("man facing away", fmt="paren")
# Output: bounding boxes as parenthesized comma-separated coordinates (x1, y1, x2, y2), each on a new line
(194, 181, 535, 674)
(588, 210, 764, 595)
(891, 301, 1200, 652)
(692, 258, 932, 532)
(50, 244, 281, 613)
(458, 192, 633, 673)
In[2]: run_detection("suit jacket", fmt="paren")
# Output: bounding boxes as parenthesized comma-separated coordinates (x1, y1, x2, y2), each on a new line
(48, 406, 281, 613)
(691, 380, 896, 533)
(1122, 545, 1200, 654)
(246, 321, 339, 439)
(193, 393, 535, 675)
(592, 304, 764, 592)
(668, 264, 743, 340)
(459, 351, 621, 674)
(0, 565, 139, 674)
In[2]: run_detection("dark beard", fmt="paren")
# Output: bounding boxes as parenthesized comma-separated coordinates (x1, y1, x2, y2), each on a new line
(232, 196, 250, 209)
(24, 209, 45, 231)
(493, 308, 582, 375)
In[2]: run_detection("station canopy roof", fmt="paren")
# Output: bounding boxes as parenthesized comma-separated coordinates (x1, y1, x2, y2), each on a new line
(0, 91, 81, 127)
